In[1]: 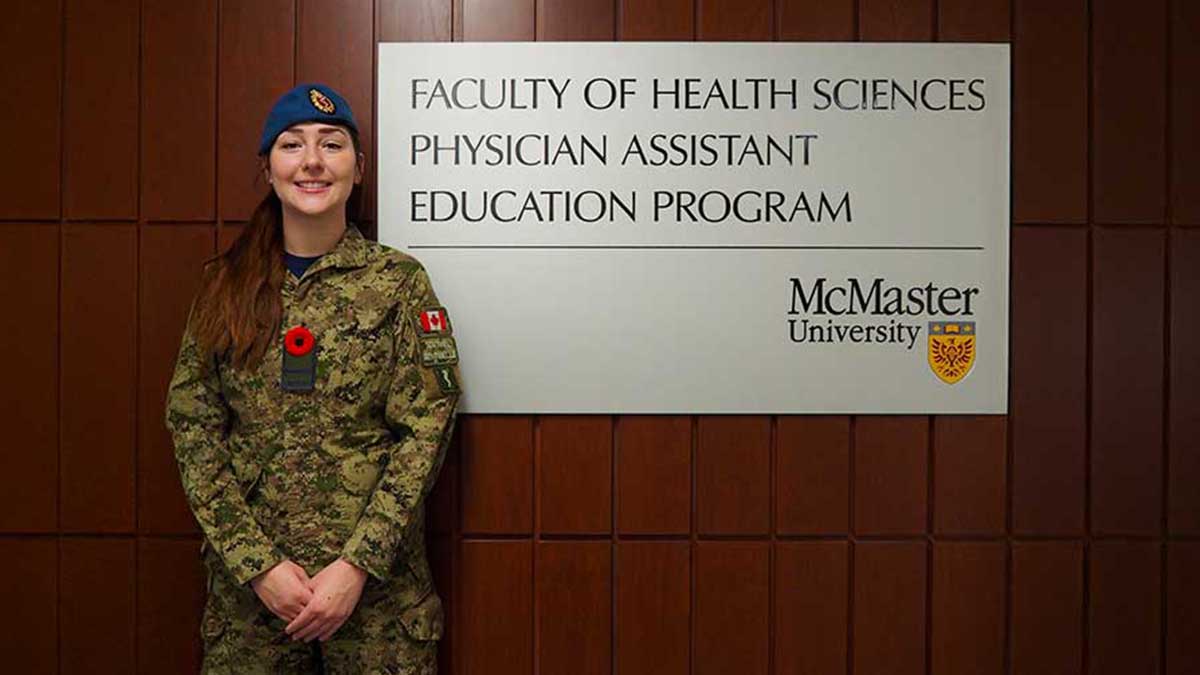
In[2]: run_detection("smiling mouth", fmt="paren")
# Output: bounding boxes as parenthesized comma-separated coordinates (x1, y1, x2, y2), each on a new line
(295, 181, 332, 192)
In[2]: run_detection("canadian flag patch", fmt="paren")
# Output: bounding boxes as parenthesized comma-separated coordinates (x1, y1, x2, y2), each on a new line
(417, 307, 451, 335)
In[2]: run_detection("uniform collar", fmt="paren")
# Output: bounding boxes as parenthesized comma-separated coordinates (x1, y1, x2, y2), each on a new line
(295, 223, 370, 280)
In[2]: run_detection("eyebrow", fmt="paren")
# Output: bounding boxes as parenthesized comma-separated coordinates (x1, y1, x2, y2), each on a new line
(281, 126, 348, 136)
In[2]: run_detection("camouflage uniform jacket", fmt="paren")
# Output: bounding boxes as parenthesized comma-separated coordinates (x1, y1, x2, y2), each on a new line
(164, 225, 460, 594)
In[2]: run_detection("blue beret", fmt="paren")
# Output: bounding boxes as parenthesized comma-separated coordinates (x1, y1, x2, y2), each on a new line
(258, 83, 358, 155)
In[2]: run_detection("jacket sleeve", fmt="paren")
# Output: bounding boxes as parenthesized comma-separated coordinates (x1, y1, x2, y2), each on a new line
(164, 301, 284, 586)
(341, 266, 460, 582)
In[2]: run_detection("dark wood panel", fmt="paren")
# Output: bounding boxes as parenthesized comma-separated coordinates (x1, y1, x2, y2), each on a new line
(462, 0, 535, 40)
(1011, 542, 1083, 675)
(1012, 0, 1088, 223)
(1167, 543, 1200, 675)
(64, 0, 138, 220)
(698, 0, 771, 39)
(778, 0, 855, 40)
(539, 416, 612, 534)
(931, 542, 1004, 675)
(0, 1, 60, 219)
(428, 536, 455, 675)
(1171, 230, 1200, 533)
(61, 538, 136, 673)
(859, 0, 933, 40)
(933, 415, 1005, 535)
(137, 537, 205, 674)
(217, 223, 244, 254)
(853, 542, 926, 675)
(617, 416, 691, 535)
(619, 0, 694, 40)
(937, 0, 1009, 41)
(777, 416, 850, 535)
(1092, 228, 1165, 535)
(537, 542, 611, 675)
(1092, 0, 1167, 224)
(61, 224, 137, 533)
(297, 0, 375, 222)
(0, 538, 57, 673)
(379, 0, 452, 41)
(1089, 542, 1161, 675)
(138, 225, 216, 534)
(459, 416, 534, 534)
(775, 541, 848, 675)
(694, 542, 770, 675)
(218, 0, 295, 222)
(142, 0, 217, 221)
(459, 540, 533, 675)
(854, 416, 928, 535)
(538, 0, 614, 39)
(616, 542, 690, 675)
(1010, 226, 1087, 535)
(0, 225, 58, 532)
(696, 417, 771, 535)
(1172, 1, 1200, 225)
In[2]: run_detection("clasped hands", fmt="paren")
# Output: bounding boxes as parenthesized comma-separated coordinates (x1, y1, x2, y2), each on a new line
(250, 557, 368, 642)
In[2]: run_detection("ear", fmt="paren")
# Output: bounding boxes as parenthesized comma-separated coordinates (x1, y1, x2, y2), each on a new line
(355, 152, 366, 184)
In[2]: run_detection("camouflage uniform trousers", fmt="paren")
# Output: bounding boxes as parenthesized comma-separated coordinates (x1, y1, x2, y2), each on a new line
(199, 549, 442, 674)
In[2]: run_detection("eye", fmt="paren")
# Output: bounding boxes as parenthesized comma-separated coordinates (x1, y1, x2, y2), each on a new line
(280, 140, 301, 150)
(323, 141, 344, 151)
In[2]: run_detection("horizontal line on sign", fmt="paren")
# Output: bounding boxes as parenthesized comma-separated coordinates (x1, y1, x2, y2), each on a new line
(409, 245, 986, 251)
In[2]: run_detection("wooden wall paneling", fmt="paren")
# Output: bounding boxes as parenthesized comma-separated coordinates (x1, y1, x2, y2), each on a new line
(539, 416, 612, 534)
(617, 416, 691, 535)
(1091, 0, 1167, 224)
(141, 0, 218, 221)
(537, 542, 611, 675)
(60, 538, 136, 673)
(379, 0, 452, 41)
(696, 417, 771, 535)
(931, 542, 1005, 675)
(615, 542, 690, 675)
(777, 0, 855, 41)
(0, 1, 60, 219)
(933, 415, 1005, 535)
(1091, 228, 1165, 535)
(64, 0, 138, 220)
(428, 536, 455, 675)
(697, 0, 771, 40)
(1012, 0, 1088, 224)
(137, 537, 205, 675)
(0, 225, 58, 532)
(459, 540, 533, 675)
(138, 224, 217, 534)
(538, 0, 615, 40)
(218, 0, 296, 222)
(462, 0, 535, 40)
(852, 542, 926, 675)
(1010, 542, 1083, 675)
(858, 0, 933, 40)
(619, 0, 694, 40)
(774, 541, 848, 675)
(217, 222, 244, 253)
(777, 416, 850, 535)
(694, 542, 770, 675)
(937, 0, 1009, 41)
(1171, 1, 1200, 225)
(0, 539, 57, 673)
(853, 416, 927, 535)
(1170, 229, 1200, 533)
(297, 0, 376, 223)
(1167, 543, 1200, 675)
(1089, 542, 1162, 675)
(459, 416, 534, 534)
(61, 224, 137, 532)
(1010, 226, 1087, 535)
(428, 432, 459, 536)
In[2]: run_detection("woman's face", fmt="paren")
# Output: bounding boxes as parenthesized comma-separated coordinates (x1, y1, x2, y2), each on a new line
(266, 123, 363, 220)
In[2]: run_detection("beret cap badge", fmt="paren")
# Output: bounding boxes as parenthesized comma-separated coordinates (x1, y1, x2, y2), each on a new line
(309, 88, 336, 114)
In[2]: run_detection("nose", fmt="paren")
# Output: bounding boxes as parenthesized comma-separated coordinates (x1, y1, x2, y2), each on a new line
(301, 142, 323, 172)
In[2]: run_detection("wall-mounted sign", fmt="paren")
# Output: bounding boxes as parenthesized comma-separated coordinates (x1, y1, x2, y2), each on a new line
(378, 42, 1010, 413)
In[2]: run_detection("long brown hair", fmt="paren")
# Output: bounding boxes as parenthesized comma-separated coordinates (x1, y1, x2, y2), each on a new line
(191, 127, 364, 373)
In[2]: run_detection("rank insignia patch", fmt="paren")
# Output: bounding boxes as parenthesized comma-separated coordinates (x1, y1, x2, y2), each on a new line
(416, 307, 451, 335)
(281, 325, 318, 392)
(433, 365, 460, 394)
(927, 321, 976, 385)
(418, 335, 459, 367)
(309, 88, 336, 114)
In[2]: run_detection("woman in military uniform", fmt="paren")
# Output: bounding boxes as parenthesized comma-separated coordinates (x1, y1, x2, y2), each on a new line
(164, 83, 460, 674)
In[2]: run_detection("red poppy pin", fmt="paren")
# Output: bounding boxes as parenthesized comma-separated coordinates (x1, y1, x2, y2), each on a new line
(284, 325, 314, 356)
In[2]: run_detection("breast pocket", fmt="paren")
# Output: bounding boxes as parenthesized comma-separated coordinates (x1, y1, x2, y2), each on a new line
(324, 302, 395, 403)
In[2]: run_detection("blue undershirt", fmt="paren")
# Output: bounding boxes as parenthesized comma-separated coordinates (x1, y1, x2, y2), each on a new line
(283, 251, 323, 280)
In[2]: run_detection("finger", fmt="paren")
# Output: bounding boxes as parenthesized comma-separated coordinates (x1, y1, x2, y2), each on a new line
(295, 617, 329, 642)
(285, 603, 319, 636)
(317, 620, 342, 643)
